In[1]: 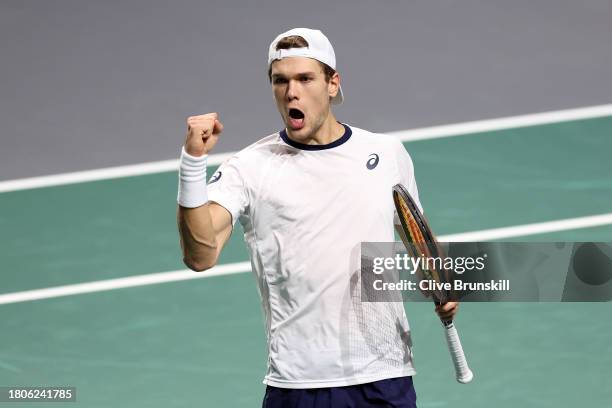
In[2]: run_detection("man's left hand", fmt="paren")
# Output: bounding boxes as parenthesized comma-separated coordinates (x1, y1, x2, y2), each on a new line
(435, 302, 459, 321)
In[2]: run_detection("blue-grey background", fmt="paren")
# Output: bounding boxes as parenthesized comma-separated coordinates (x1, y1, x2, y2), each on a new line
(1, 0, 611, 180)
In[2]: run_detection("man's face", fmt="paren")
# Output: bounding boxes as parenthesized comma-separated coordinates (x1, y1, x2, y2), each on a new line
(270, 57, 338, 141)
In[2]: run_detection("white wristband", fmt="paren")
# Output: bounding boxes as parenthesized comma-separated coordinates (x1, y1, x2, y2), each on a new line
(177, 146, 209, 208)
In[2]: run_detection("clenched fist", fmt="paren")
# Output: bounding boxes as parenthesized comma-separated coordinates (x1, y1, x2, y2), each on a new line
(184, 112, 224, 157)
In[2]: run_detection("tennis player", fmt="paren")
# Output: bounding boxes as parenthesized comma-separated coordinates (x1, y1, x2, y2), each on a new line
(177, 27, 458, 408)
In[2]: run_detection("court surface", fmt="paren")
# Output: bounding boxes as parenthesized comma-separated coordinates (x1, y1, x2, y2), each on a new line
(1, 112, 612, 407)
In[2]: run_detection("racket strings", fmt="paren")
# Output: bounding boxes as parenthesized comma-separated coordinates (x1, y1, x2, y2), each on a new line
(397, 198, 429, 257)
(394, 190, 447, 299)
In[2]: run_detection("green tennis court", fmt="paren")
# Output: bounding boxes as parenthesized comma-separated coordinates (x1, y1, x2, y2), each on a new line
(1, 115, 611, 407)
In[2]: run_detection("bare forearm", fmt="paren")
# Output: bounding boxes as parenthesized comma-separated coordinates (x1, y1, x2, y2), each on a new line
(177, 112, 231, 271)
(177, 204, 219, 271)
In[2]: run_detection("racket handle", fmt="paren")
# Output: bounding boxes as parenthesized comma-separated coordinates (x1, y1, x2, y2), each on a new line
(442, 321, 474, 384)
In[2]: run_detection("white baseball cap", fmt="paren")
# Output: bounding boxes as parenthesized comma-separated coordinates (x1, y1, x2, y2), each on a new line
(268, 28, 344, 105)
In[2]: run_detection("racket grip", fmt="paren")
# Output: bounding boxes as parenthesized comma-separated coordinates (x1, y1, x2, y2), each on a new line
(442, 321, 474, 384)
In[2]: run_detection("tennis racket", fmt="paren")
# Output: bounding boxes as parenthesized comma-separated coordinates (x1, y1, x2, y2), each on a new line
(392, 183, 474, 384)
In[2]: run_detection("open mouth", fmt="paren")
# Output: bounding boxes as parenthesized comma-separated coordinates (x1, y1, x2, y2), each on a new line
(287, 108, 305, 130)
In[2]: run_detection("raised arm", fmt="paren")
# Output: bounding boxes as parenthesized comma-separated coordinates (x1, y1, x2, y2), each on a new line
(177, 113, 232, 271)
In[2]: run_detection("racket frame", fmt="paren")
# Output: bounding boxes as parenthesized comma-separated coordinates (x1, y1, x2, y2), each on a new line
(392, 183, 474, 384)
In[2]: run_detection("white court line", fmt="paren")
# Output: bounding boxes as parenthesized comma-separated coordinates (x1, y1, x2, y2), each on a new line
(1, 104, 611, 193)
(387, 103, 612, 142)
(0, 152, 233, 194)
(1, 213, 612, 305)
(438, 213, 612, 241)
(0, 262, 251, 305)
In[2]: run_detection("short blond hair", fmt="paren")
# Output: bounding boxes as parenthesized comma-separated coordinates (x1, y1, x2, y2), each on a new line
(267, 35, 336, 82)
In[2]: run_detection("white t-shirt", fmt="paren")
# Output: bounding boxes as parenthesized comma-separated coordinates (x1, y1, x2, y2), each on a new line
(208, 123, 422, 388)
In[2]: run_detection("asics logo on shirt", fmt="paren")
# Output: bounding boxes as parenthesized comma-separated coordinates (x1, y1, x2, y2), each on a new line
(366, 153, 379, 170)
(209, 171, 222, 184)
